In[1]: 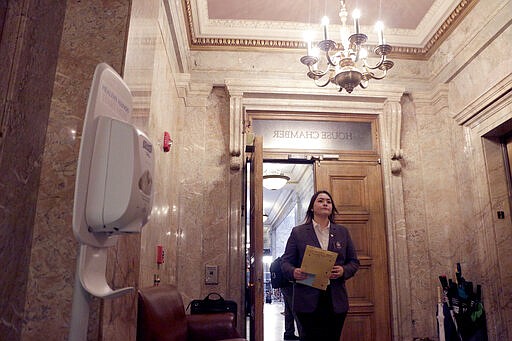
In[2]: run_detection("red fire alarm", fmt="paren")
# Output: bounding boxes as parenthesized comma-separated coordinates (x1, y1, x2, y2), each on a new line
(156, 245, 164, 265)
(163, 132, 173, 152)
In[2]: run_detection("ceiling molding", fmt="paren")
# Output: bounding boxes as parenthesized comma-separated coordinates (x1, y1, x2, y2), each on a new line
(182, 0, 478, 60)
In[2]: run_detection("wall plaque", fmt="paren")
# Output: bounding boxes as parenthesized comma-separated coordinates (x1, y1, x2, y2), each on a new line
(251, 119, 373, 151)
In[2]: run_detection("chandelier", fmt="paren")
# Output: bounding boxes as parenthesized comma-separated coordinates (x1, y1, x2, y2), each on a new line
(300, 0, 394, 93)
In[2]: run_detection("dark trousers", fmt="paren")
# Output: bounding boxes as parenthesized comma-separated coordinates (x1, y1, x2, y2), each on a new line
(282, 286, 301, 337)
(295, 288, 347, 341)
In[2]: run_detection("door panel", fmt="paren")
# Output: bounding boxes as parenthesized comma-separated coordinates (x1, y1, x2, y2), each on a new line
(315, 161, 391, 341)
(248, 136, 264, 341)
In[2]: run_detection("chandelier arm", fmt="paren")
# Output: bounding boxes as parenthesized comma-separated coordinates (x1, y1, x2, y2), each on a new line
(367, 68, 387, 80)
(308, 65, 329, 78)
(314, 77, 332, 87)
(363, 55, 386, 70)
(324, 50, 338, 67)
(364, 44, 394, 70)
(307, 62, 334, 82)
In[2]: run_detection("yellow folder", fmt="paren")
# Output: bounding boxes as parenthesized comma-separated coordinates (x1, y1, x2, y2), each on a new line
(297, 245, 337, 290)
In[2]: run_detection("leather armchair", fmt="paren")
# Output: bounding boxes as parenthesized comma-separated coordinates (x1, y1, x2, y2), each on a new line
(137, 284, 246, 341)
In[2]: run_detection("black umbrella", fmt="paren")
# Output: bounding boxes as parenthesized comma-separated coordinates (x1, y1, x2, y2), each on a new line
(438, 264, 488, 341)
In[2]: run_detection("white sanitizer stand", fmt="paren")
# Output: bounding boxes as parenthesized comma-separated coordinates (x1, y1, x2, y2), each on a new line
(69, 63, 154, 341)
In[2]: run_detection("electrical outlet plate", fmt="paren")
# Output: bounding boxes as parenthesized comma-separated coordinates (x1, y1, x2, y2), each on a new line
(205, 265, 218, 284)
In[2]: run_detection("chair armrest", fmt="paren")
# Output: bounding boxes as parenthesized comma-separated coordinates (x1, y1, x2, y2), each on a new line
(186, 313, 245, 341)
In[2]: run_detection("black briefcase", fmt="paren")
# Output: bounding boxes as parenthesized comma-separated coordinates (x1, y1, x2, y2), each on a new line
(190, 292, 237, 325)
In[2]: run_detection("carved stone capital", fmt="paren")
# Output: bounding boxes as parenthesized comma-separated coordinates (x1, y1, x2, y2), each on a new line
(384, 100, 403, 174)
(175, 74, 212, 107)
(229, 95, 243, 170)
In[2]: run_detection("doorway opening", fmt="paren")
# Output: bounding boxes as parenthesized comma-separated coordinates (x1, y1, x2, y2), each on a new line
(260, 161, 314, 341)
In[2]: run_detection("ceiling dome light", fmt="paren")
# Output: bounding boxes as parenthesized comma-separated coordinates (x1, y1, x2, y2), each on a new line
(263, 213, 268, 223)
(262, 173, 290, 190)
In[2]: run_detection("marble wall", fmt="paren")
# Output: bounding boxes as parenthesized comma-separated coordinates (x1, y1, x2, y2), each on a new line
(31, 1, 133, 339)
(175, 86, 235, 304)
(124, 0, 181, 292)
(125, 0, 241, 319)
(0, 1, 67, 340)
(445, 2, 512, 339)
(399, 87, 475, 338)
(387, 16, 512, 337)
(391, 7, 512, 340)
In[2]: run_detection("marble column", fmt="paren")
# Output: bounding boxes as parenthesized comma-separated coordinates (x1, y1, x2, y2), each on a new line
(20, 1, 132, 340)
(0, 1, 67, 340)
(379, 97, 412, 340)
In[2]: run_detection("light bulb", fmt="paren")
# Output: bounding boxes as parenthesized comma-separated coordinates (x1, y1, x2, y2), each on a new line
(375, 21, 385, 45)
(304, 30, 313, 55)
(321, 16, 330, 40)
(352, 9, 361, 34)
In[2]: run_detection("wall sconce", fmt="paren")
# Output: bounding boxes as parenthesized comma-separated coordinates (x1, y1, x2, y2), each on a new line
(262, 173, 290, 190)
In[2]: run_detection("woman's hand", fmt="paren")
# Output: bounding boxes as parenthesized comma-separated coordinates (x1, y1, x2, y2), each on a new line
(329, 265, 344, 279)
(293, 267, 308, 280)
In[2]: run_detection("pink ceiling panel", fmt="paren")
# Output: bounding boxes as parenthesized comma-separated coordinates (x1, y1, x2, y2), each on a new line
(207, 0, 435, 30)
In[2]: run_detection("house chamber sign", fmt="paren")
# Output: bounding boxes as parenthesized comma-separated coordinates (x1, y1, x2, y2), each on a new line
(251, 119, 373, 151)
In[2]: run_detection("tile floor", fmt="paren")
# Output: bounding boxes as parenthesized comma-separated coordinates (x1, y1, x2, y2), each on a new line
(264, 301, 287, 341)
(246, 299, 299, 340)
(264, 300, 301, 341)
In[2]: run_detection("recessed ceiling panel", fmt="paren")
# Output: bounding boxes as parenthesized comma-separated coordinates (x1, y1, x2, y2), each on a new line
(207, 0, 435, 30)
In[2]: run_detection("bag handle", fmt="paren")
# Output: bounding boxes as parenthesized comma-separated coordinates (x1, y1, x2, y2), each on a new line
(204, 292, 225, 301)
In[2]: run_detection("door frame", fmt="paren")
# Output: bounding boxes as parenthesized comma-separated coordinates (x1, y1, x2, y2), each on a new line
(246, 136, 264, 341)
(243, 111, 393, 340)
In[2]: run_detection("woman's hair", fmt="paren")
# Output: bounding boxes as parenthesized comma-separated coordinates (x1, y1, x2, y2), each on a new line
(304, 190, 338, 224)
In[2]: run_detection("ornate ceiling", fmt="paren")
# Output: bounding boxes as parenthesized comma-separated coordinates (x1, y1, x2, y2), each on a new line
(183, 0, 478, 60)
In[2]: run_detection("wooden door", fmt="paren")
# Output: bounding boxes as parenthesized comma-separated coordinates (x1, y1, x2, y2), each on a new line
(248, 136, 264, 341)
(315, 160, 391, 341)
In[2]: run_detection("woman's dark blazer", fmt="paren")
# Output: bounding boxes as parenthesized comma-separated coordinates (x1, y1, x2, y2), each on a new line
(281, 222, 359, 314)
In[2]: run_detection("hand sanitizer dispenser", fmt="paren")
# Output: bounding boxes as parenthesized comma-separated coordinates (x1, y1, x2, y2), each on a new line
(85, 115, 154, 234)
(70, 63, 155, 341)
